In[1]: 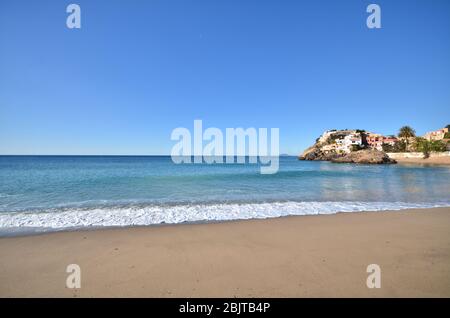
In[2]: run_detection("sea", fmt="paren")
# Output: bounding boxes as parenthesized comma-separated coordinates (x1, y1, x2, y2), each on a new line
(0, 155, 449, 236)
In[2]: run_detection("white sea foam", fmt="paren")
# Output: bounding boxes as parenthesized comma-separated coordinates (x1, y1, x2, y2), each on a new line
(1, 201, 449, 235)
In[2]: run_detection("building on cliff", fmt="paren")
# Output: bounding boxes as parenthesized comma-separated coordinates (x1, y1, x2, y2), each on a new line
(366, 133, 398, 151)
(424, 127, 449, 141)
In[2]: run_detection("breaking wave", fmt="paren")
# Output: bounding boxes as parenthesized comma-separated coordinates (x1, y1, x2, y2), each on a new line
(1, 201, 449, 236)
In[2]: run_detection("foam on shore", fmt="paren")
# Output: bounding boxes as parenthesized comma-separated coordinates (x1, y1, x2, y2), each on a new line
(1, 201, 449, 235)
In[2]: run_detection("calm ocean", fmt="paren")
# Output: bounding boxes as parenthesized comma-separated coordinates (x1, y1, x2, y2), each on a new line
(0, 155, 449, 235)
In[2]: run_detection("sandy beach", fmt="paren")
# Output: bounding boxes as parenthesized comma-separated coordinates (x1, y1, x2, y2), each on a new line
(394, 156, 450, 165)
(1, 207, 450, 297)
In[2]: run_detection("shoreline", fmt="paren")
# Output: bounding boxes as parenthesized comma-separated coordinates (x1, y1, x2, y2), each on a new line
(1, 207, 450, 297)
(299, 156, 450, 166)
(2, 203, 450, 238)
(394, 156, 450, 165)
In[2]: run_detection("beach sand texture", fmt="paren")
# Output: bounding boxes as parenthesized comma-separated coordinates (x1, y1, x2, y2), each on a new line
(395, 156, 450, 165)
(1, 207, 450, 297)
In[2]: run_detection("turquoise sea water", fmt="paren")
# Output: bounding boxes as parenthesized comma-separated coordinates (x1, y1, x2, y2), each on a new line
(0, 155, 449, 235)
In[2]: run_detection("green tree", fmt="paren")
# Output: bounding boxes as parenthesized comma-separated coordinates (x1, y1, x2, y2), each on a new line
(382, 141, 406, 153)
(382, 143, 394, 152)
(429, 140, 447, 152)
(398, 126, 416, 151)
(398, 126, 416, 138)
(415, 137, 430, 158)
(350, 144, 363, 152)
(415, 138, 447, 158)
(394, 140, 407, 152)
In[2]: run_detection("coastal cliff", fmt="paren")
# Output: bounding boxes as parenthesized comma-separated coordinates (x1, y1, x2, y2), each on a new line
(299, 129, 396, 164)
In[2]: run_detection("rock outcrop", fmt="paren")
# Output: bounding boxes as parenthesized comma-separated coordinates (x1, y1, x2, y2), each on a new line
(299, 129, 397, 164)
(298, 146, 341, 161)
(331, 149, 397, 164)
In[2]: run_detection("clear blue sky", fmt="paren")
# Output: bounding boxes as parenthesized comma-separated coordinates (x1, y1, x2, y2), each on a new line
(1, 0, 449, 155)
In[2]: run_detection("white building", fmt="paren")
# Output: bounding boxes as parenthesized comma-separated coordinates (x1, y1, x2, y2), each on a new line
(335, 134, 362, 153)
(318, 130, 337, 144)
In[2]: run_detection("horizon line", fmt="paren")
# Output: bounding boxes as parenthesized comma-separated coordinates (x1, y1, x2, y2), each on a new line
(0, 154, 295, 157)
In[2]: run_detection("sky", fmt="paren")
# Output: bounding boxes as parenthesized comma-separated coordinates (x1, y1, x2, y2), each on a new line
(1, 0, 449, 155)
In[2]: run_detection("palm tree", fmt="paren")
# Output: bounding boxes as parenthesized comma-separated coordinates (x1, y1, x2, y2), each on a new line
(398, 126, 415, 138)
(398, 126, 416, 151)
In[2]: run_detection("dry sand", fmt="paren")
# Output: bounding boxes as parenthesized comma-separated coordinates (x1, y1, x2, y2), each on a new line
(1, 207, 450, 297)
(395, 156, 450, 165)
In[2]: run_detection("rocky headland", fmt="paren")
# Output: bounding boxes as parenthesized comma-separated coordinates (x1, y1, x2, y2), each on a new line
(299, 129, 397, 164)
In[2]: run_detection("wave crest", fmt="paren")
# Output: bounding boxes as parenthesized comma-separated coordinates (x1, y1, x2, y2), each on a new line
(1, 201, 449, 235)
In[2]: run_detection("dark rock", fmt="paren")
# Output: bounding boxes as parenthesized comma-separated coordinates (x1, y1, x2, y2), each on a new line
(331, 149, 397, 164)
(298, 146, 341, 161)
